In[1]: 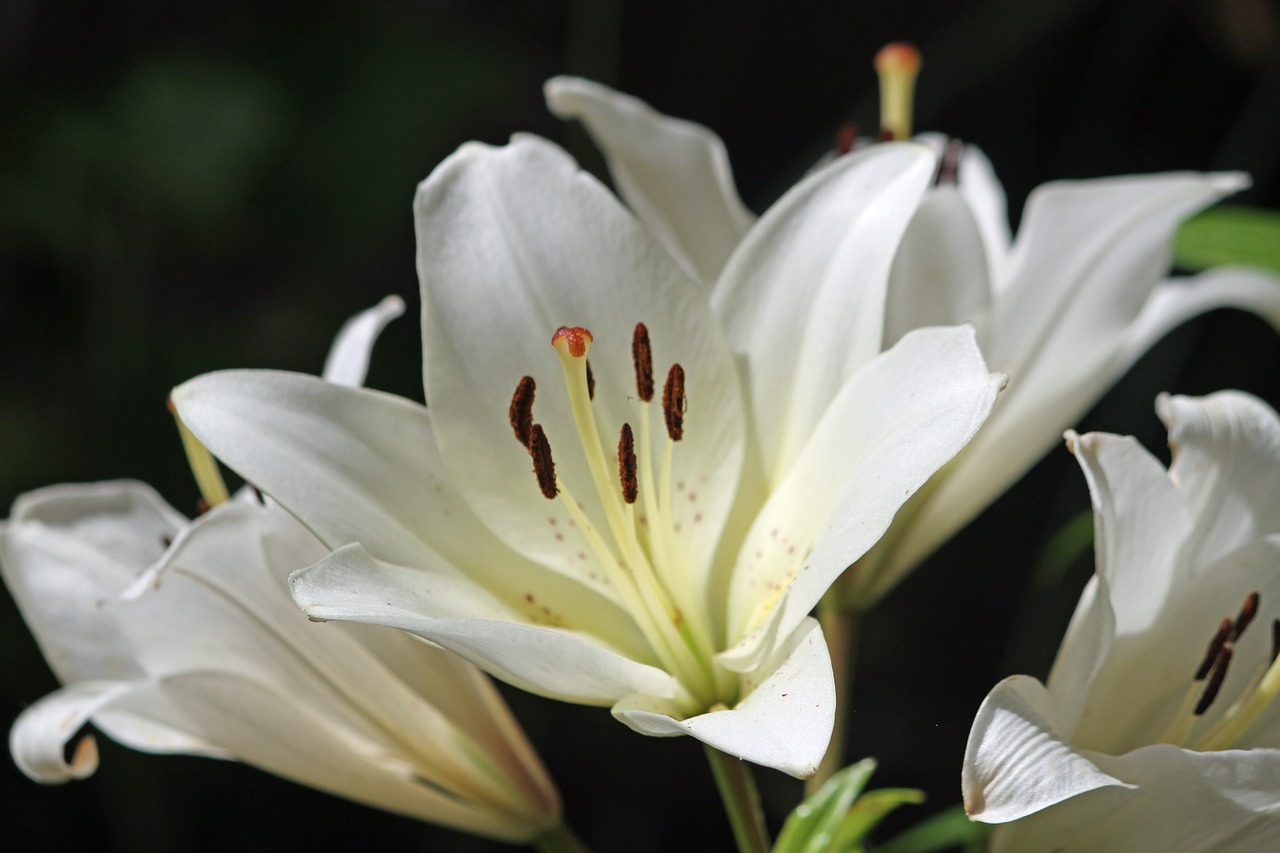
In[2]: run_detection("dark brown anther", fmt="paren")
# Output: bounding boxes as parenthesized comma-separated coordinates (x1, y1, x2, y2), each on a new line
(1232, 591, 1261, 642)
(196, 498, 211, 515)
(632, 323, 654, 402)
(586, 359, 596, 401)
(1195, 645, 1234, 716)
(510, 376, 536, 448)
(250, 485, 265, 505)
(663, 364, 686, 441)
(1271, 619, 1280, 665)
(529, 424, 558, 500)
(875, 127, 895, 143)
(618, 423, 638, 504)
(935, 137, 963, 186)
(835, 122, 857, 156)
(1196, 618, 1233, 681)
(160, 534, 173, 549)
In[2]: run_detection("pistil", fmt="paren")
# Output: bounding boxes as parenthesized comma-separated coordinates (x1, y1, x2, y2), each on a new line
(168, 398, 230, 509)
(874, 42, 921, 141)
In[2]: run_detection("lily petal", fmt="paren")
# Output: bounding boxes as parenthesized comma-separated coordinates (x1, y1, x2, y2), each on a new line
(413, 133, 745, 606)
(321, 294, 406, 387)
(11, 680, 142, 783)
(172, 369, 642, 646)
(725, 325, 1003, 656)
(963, 675, 1133, 824)
(291, 543, 675, 706)
(713, 142, 936, 480)
(613, 617, 833, 778)
(1, 481, 183, 684)
(545, 76, 754, 284)
(989, 744, 1280, 853)
(885, 186, 992, 347)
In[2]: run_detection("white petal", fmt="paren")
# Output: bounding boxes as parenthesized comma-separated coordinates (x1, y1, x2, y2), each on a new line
(613, 617, 833, 778)
(1044, 573, 1116, 738)
(962, 675, 1132, 824)
(0, 481, 184, 685)
(10, 680, 137, 782)
(1158, 391, 1280, 567)
(154, 671, 555, 841)
(954, 142, 1011, 284)
(988, 172, 1247, 376)
(725, 325, 1003, 654)
(1121, 267, 1280, 372)
(172, 370, 639, 642)
(321, 294, 406, 387)
(414, 134, 745, 610)
(713, 142, 936, 480)
(545, 76, 754, 284)
(991, 745, 1280, 853)
(291, 543, 675, 706)
(884, 186, 993, 346)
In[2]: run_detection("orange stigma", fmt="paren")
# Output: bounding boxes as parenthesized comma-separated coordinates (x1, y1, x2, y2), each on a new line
(551, 326, 593, 359)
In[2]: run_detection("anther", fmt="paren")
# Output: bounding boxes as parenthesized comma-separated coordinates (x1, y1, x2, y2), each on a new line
(586, 360, 596, 401)
(1196, 618, 1233, 681)
(874, 42, 921, 142)
(1195, 645, 1233, 716)
(1232, 591, 1261, 642)
(935, 138, 963, 186)
(529, 424, 558, 500)
(835, 121, 857, 157)
(1271, 619, 1280, 665)
(618, 424, 638, 504)
(632, 323, 654, 402)
(663, 364, 686, 441)
(551, 326, 593, 359)
(509, 376, 537, 449)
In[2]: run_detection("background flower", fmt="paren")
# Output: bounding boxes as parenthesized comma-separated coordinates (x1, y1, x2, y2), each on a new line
(963, 391, 1280, 852)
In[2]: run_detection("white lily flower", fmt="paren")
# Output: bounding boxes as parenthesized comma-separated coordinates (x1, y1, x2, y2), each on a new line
(545, 75, 1280, 606)
(962, 391, 1280, 852)
(172, 132, 1005, 777)
(4, 297, 562, 843)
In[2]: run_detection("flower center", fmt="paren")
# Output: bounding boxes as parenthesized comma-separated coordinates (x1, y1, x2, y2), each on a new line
(1160, 590, 1280, 750)
(508, 324, 727, 711)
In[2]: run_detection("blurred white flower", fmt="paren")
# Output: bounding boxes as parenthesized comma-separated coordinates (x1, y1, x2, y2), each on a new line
(545, 75, 1280, 607)
(172, 133, 1003, 777)
(4, 297, 562, 842)
(963, 391, 1280, 852)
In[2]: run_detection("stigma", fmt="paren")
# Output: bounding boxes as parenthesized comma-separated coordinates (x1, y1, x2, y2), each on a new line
(874, 41, 921, 141)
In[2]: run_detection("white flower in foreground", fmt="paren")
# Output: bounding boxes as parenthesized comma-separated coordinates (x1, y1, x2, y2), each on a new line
(4, 298, 561, 843)
(172, 132, 1004, 777)
(545, 75, 1280, 607)
(963, 391, 1280, 852)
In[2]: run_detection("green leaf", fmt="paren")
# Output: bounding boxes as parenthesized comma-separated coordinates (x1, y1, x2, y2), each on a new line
(829, 787, 926, 851)
(879, 804, 990, 853)
(1175, 205, 1280, 276)
(773, 759, 877, 853)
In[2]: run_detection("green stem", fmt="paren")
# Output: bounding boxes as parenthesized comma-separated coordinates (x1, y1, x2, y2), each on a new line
(809, 594, 859, 794)
(532, 821, 592, 853)
(704, 745, 770, 853)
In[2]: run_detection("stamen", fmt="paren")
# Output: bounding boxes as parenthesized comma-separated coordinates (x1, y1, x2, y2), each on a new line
(168, 397, 230, 509)
(1272, 619, 1280, 664)
(835, 121, 857, 156)
(1196, 618, 1233, 681)
(874, 42, 921, 141)
(509, 376, 537, 448)
(663, 364, 686, 442)
(586, 360, 596, 401)
(529, 424, 558, 499)
(935, 137, 963, 185)
(632, 323, 654, 402)
(1231, 591, 1261, 641)
(1195, 646, 1233, 716)
(618, 424, 638, 504)
(551, 326, 593, 359)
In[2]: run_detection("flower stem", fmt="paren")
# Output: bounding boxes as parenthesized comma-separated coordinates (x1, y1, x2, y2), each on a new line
(532, 822, 592, 853)
(809, 594, 859, 794)
(704, 745, 770, 853)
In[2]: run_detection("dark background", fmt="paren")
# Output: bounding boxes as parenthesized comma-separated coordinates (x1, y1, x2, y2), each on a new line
(3, 0, 1279, 850)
